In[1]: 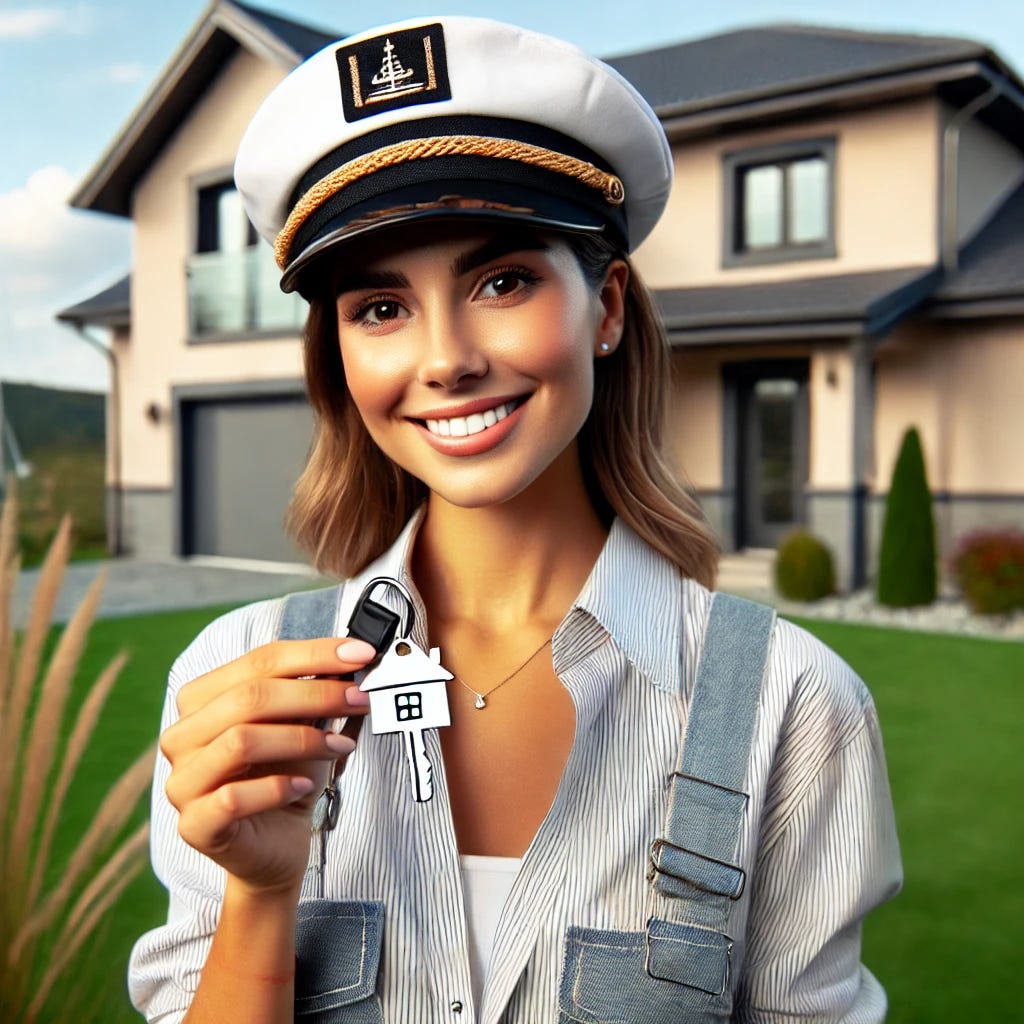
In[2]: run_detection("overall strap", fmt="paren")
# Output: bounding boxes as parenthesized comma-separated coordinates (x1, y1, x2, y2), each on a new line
(278, 584, 345, 641)
(648, 592, 776, 933)
(278, 584, 347, 899)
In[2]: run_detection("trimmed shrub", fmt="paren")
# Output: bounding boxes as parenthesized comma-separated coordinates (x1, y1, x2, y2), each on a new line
(775, 529, 836, 601)
(951, 529, 1024, 615)
(877, 427, 937, 607)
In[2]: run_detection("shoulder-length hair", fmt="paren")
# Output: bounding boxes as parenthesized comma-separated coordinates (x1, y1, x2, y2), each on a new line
(286, 231, 719, 587)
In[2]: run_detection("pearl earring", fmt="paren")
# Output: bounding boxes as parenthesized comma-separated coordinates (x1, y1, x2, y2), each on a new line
(599, 342, 610, 353)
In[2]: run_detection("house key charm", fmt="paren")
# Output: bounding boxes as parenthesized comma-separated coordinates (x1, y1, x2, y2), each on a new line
(349, 578, 453, 803)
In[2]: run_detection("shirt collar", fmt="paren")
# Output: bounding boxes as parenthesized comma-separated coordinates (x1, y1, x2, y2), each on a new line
(568, 518, 684, 694)
(350, 512, 684, 692)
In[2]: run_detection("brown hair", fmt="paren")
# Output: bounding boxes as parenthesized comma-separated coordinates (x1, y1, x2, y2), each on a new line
(286, 231, 719, 587)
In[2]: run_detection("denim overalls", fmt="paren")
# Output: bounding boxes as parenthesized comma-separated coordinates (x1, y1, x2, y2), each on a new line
(278, 586, 775, 1023)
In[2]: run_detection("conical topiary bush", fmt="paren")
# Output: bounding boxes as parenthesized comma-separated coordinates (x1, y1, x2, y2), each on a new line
(877, 426, 937, 607)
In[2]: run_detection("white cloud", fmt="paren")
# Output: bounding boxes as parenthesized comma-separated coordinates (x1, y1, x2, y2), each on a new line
(0, 165, 130, 391)
(0, 3, 93, 40)
(108, 61, 146, 85)
(0, 8, 62, 38)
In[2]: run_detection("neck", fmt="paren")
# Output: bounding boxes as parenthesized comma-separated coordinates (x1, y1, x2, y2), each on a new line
(411, 452, 608, 638)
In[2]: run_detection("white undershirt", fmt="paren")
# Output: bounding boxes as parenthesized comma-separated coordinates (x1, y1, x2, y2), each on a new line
(459, 854, 522, 1015)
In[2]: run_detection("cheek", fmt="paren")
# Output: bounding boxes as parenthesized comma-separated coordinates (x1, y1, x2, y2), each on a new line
(338, 340, 407, 422)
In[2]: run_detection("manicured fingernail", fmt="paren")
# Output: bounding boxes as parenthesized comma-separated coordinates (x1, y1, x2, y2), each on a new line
(325, 732, 355, 754)
(345, 686, 370, 708)
(336, 639, 377, 662)
(290, 776, 315, 799)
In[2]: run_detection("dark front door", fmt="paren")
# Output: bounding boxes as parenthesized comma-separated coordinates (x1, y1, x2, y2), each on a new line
(736, 362, 809, 548)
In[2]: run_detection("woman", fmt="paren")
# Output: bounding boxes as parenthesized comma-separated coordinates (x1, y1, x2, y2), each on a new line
(130, 16, 901, 1024)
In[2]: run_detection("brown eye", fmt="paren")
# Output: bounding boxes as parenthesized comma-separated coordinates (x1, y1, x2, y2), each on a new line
(370, 301, 401, 322)
(489, 274, 520, 296)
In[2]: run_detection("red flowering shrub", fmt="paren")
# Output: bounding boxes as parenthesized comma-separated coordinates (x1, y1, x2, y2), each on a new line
(950, 529, 1024, 615)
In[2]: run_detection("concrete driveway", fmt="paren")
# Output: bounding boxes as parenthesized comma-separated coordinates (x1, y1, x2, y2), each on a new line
(13, 557, 328, 629)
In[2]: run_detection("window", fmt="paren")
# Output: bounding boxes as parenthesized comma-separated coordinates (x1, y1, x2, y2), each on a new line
(723, 140, 836, 267)
(187, 178, 305, 339)
(395, 692, 424, 722)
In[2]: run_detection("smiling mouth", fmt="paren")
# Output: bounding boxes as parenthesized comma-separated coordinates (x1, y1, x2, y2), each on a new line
(423, 399, 524, 438)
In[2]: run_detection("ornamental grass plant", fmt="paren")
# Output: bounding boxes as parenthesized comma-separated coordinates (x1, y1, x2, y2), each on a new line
(0, 485, 155, 1023)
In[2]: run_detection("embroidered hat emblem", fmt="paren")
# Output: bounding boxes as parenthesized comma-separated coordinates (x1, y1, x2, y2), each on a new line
(337, 24, 451, 122)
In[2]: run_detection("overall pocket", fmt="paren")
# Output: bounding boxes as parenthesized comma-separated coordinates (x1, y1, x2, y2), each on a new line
(558, 919, 732, 1024)
(295, 899, 385, 1024)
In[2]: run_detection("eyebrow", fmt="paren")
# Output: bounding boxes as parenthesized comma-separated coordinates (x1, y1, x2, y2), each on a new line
(333, 268, 410, 295)
(333, 231, 551, 296)
(450, 234, 550, 278)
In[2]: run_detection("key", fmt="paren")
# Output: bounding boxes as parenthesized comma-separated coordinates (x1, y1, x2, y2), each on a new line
(358, 635, 453, 802)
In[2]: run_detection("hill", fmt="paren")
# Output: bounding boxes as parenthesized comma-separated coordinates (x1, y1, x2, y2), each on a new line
(2, 381, 105, 456)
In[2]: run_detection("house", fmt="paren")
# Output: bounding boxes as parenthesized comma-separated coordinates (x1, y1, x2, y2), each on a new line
(62, 1, 1024, 588)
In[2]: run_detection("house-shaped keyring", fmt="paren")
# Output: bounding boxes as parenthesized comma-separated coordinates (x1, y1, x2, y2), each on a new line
(358, 637, 453, 802)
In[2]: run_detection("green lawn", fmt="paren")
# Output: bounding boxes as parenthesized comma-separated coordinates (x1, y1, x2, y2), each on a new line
(789, 619, 1023, 1023)
(40, 608, 1023, 1022)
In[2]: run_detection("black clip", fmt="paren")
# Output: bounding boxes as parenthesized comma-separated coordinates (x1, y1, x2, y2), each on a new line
(346, 577, 416, 660)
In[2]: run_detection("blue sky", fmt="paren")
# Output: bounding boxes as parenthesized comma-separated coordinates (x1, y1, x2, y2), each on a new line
(2, 0, 1023, 391)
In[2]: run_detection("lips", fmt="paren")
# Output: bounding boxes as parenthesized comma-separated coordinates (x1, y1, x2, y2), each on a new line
(424, 400, 518, 438)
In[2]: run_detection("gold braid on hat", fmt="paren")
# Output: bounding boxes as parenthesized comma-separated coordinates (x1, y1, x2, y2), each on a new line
(274, 135, 625, 269)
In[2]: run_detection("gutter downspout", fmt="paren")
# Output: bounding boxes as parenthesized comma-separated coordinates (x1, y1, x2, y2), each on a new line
(72, 325, 123, 556)
(941, 78, 1004, 271)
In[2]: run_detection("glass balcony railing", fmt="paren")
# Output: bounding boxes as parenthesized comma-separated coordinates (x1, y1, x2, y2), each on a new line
(187, 247, 306, 337)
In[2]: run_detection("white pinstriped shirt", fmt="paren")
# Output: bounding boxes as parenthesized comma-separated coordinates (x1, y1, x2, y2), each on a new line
(129, 517, 901, 1023)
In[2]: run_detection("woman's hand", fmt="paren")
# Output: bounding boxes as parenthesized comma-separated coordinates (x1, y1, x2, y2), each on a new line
(160, 636, 377, 896)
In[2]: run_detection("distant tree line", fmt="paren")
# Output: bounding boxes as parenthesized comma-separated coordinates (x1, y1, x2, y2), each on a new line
(2, 383, 104, 457)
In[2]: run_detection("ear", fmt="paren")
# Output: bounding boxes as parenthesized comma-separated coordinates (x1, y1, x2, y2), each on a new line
(594, 259, 629, 356)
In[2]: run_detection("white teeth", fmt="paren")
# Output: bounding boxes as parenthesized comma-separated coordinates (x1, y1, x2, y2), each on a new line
(425, 400, 517, 437)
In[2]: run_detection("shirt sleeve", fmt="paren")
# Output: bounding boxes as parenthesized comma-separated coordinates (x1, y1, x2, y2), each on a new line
(734, 631, 902, 1023)
(127, 598, 284, 1023)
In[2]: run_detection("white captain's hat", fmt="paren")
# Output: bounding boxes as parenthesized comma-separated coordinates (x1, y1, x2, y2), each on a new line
(235, 16, 672, 294)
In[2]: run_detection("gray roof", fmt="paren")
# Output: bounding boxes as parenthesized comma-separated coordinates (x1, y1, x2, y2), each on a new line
(56, 275, 131, 329)
(606, 24, 993, 115)
(930, 182, 1024, 315)
(655, 266, 940, 344)
(230, 1, 334, 58)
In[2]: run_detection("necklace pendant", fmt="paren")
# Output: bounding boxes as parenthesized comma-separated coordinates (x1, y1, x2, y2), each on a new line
(474, 694, 486, 709)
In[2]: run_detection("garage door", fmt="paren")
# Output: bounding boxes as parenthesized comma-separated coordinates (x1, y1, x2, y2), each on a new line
(181, 394, 314, 562)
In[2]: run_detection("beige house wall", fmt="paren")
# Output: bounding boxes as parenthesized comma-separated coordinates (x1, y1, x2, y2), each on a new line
(667, 342, 862, 493)
(122, 48, 301, 490)
(635, 97, 941, 289)
(666, 348, 723, 489)
(875, 319, 1024, 495)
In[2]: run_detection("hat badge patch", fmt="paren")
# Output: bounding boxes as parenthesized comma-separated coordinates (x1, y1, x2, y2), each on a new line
(337, 24, 451, 123)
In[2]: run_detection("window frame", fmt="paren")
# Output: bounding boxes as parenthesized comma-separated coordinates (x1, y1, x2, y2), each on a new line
(722, 138, 837, 268)
(186, 168, 305, 343)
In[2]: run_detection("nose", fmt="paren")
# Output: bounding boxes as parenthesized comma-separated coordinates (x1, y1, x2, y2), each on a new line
(416, 306, 489, 389)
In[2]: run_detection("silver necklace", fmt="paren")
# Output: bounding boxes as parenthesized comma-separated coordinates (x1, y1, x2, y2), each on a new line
(452, 635, 553, 709)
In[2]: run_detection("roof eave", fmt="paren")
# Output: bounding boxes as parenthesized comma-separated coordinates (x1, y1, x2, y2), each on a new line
(928, 295, 1024, 319)
(659, 60, 986, 139)
(70, 0, 303, 217)
(666, 320, 861, 346)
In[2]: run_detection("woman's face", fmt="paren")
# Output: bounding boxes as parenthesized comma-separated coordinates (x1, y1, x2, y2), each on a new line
(334, 223, 626, 510)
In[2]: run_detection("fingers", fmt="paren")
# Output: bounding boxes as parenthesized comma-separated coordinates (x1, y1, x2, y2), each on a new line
(162, 676, 366, 764)
(164, 722, 355, 813)
(176, 637, 378, 717)
(176, 774, 317, 855)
